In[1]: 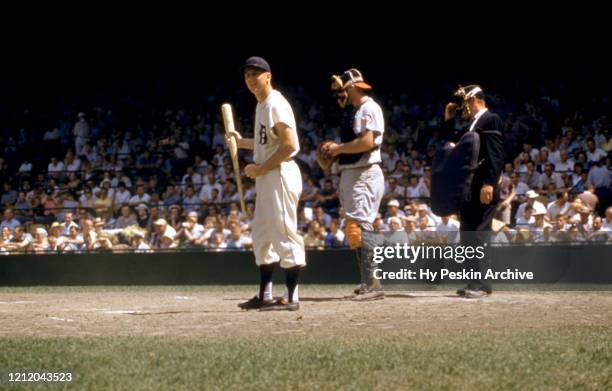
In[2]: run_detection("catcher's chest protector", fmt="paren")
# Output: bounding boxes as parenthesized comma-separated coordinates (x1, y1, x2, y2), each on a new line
(338, 108, 363, 165)
(431, 130, 480, 216)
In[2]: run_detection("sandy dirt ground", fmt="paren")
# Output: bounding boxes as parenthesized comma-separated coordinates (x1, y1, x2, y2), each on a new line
(1, 287, 612, 337)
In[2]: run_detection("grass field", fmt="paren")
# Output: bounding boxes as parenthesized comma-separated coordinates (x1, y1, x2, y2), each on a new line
(1, 286, 612, 390)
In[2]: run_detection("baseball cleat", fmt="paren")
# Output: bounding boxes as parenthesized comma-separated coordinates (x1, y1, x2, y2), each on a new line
(352, 290, 385, 301)
(258, 298, 300, 311)
(238, 296, 274, 310)
(463, 289, 490, 299)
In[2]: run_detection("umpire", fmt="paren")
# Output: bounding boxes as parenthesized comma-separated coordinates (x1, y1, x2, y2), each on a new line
(441, 85, 505, 298)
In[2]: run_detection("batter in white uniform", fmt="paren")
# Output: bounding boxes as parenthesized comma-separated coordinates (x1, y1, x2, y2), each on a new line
(228, 56, 305, 311)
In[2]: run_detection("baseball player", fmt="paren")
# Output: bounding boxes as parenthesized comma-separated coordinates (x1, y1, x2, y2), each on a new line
(228, 56, 305, 311)
(323, 68, 386, 300)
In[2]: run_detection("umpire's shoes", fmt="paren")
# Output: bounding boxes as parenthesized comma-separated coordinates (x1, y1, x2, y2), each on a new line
(238, 296, 275, 310)
(353, 290, 385, 301)
(258, 298, 300, 311)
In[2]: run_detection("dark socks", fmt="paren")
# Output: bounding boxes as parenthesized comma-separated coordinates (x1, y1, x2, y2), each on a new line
(259, 264, 275, 300)
(285, 267, 300, 303)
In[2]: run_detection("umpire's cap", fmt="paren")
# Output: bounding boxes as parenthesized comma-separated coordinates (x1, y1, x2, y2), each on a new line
(242, 56, 271, 72)
(341, 68, 372, 90)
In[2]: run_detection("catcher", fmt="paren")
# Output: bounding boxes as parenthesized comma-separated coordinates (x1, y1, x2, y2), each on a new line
(317, 68, 386, 300)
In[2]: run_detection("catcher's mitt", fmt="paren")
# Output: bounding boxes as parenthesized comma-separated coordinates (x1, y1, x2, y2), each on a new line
(316, 140, 338, 170)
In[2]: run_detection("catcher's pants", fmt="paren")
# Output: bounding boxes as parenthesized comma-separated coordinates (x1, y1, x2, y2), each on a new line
(252, 160, 305, 268)
(338, 164, 385, 231)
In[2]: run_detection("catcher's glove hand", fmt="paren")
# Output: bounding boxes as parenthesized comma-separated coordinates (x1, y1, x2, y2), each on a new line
(316, 140, 338, 170)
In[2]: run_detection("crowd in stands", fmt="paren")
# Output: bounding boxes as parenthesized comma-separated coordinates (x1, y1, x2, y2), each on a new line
(0, 83, 610, 253)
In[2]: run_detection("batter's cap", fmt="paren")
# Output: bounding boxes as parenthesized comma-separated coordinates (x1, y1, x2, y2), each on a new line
(341, 68, 372, 90)
(242, 56, 271, 72)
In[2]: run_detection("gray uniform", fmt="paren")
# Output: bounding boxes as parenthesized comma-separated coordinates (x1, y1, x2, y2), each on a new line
(337, 96, 386, 292)
(338, 97, 385, 232)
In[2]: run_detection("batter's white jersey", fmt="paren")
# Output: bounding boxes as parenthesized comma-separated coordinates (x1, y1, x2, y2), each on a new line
(251, 89, 305, 268)
(253, 90, 299, 164)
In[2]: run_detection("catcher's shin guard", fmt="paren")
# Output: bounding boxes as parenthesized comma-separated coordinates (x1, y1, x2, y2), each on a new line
(359, 230, 383, 291)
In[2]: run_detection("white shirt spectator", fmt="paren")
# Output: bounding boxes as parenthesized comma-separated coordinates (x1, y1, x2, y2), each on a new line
(136, 241, 153, 253)
(227, 234, 253, 249)
(66, 158, 81, 172)
(129, 193, 151, 206)
(538, 172, 563, 189)
(587, 148, 607, 163)
(546, 200, 570, 220)
(199, 183, 223, 202)
(18, 161, 32, 173)
(203, 228, 231, 241)
(182, 173, 203, 191)
(381, 150, 400, 173)
(43, 128, 60, 141)
(406, 185, 425, 199)
(555, 159, 574, 173)
(48, 160, 65, 173)
(548, 149, 561, 166)
(113, 189, 132, 206)
(516, 200, 545, 221)
(436, 218, 460, 243)
(111, 176, 133, 189)
(186, 223, 206, 239)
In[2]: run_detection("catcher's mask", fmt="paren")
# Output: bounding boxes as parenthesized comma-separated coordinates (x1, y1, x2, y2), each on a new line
(331, 68, 372, 108)
(451, 84, 485, 120)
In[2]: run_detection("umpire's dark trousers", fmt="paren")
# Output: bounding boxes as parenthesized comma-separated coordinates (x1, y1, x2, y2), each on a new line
(458, 184, 499, 291)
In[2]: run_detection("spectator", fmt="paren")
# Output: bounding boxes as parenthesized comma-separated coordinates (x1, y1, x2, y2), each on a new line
(435, 215, 460, 244)
(135, 204, 150, 229)
(226, 220, 252, 249)
(167, 205, 183, 232)
(1, 209, 21, 231)
(588, 216, 609, 242)
(324, 219, 346, 248)
(129, 184, 151, 206)
(303, 220, 325, 249)
(132, 230, 152, 253)
(116, 205, 138, 229)
(181, 185, 200, 214)
(30, 227, 50, 253)
(547, 191, 570, 220)
(176, 211, 205, 246)
(1, 182, 18, 206)
(586, 138, 607, 163)
(317, 179, 339, 215)
(73, 112, 90, 156)
(313, 205, 332, 229)
(4, 226, 33, 252)
(47, 157, 65, 178)
(385, 199, 405, 219)
(208, 231, 227, 250)
(515, 190, 545, 221)
(603, 207, 612, 231)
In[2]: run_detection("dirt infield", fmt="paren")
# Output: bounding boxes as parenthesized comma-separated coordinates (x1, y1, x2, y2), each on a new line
(1, 286, 612, 338)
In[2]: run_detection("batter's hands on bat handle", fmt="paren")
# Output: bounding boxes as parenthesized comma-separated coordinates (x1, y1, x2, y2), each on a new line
(226, 130, 242, 143)
(480, 184, 494, 205)
(245, 163, 266, 178)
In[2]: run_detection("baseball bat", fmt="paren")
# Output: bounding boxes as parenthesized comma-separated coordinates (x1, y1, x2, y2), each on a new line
(221, 103, 246, 216)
